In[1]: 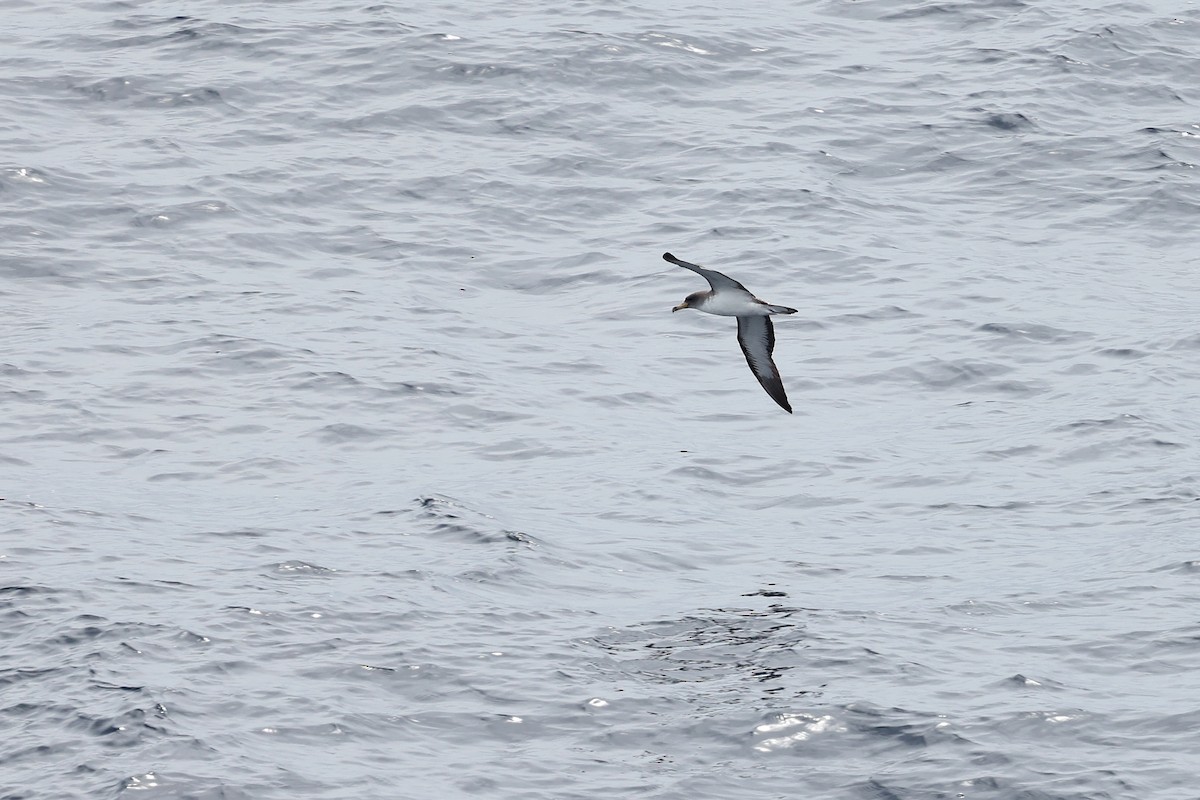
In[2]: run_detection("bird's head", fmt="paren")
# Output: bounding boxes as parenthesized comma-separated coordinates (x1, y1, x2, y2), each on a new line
(672, 291, 705, 312)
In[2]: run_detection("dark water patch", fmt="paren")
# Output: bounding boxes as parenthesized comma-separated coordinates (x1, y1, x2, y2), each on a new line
(981, 111, 1034, 131)
(71, 76, 228, 109)
(1096, 347, 1149, 359)
(413, 495, 538, 546)
(996, 673, 1067, 691)
(475, 439, 576, 461)
(310, 423, 388, 443)
(130, 200, 234, 228)
(976, 321, 1081, 343)
(594, 605, 814, 700)
(1152, 559, 1200, 574)
(862, 358, 1016, 390)
(830, 306, 918, 325)
(269, 561, 336, 578)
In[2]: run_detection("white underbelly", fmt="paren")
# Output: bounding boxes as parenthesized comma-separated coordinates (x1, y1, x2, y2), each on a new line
(700, 293, 767, 316)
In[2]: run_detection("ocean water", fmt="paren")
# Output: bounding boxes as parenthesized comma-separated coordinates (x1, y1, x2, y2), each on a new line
(3, 0, 1199, 797)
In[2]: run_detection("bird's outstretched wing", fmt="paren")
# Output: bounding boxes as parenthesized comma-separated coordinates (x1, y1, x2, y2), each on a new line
(736, 315, 792, 413)
(663, 252, 748, 292)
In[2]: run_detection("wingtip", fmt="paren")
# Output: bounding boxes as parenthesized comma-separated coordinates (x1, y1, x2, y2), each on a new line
(662, 252, 677, 264)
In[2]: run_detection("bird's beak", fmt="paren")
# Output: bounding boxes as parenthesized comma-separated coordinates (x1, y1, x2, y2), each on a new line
(672, 303, 687, 313)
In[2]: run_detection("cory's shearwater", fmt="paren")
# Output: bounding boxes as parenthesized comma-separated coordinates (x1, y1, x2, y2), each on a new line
(665, 252, 796, 413)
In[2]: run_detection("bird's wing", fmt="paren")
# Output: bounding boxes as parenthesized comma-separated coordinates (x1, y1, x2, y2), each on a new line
(736, 315, 792, 413)
(663, 252, 748, 292)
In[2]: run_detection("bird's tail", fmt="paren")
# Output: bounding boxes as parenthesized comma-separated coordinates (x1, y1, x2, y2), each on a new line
(764, 304, 797, 315)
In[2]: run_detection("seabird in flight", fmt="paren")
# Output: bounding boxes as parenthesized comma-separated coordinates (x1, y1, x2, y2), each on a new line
(665, 252, 796, 413)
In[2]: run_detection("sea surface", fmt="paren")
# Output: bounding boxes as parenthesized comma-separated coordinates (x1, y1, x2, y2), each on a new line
(3, 0, 1200, 797)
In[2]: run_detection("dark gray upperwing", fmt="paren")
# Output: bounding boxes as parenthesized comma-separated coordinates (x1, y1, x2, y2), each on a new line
(735, 315, 792, 413)
(663, 252, 748, 292)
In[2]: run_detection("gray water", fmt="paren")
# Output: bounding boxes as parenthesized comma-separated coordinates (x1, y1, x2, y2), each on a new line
(3, 1, 1200, 797)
